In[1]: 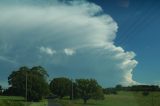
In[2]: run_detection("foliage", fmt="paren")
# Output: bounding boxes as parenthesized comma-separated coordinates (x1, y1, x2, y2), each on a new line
(50, 78, 104, 104)
(142, 91, 149, 96)
(104, 85, 160, 93)
(92, 86, 105, 100)
(50, 77, 72, 99)
(0, 85, 2, 95)
(115, 84, 123, 90)
(75, 79, 104, 104)
(130, 85, 159, 91)
(7, 66, 49, 101)
(103, 88, 118, 95)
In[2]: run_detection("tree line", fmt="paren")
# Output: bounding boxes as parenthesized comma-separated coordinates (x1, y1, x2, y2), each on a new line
(103, 84, 160, 95)
(0, 66, 160, 103)
(0, 66, 104, 104)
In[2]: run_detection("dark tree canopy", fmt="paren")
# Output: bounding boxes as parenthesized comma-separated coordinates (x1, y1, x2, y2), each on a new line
(0, 85, 2, 90)
(8, 66, 49, 101)
(75, 79, 104, 104)
(6, 66, 105, 103)
(0, 85, 2, 95)
(49, 78, 104, 103)
(31, 66, 49, 78)
(50, 77, 72, 99)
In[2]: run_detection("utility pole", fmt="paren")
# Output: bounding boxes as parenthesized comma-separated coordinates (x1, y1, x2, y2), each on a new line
(71, 79, 74, 100)
(25, 71, 27, 106)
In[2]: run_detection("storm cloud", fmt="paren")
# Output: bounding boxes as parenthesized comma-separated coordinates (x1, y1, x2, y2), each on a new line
(0, 0, 138, 87)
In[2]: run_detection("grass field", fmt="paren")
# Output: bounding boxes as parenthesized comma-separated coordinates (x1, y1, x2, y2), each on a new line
(0, 96, 47, 106)
(58, 91, 160, 106)
(0, 91, 160, 106)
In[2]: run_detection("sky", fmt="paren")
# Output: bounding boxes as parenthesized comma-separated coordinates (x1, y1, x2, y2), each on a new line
(91, 0, 160, 85)
(0, 0, 159, 87)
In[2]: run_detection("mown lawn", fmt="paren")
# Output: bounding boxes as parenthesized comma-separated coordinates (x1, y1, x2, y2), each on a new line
(0, 91, 160, 106)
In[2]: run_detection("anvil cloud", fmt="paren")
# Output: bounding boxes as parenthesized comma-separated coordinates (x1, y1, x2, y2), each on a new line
(0, 0, 138, 87)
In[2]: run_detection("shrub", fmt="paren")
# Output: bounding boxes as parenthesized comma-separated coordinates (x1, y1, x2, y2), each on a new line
(142, 91, 149, 96)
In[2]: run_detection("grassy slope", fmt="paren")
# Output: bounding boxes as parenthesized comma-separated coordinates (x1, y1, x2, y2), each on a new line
(0, 91, 160, 106)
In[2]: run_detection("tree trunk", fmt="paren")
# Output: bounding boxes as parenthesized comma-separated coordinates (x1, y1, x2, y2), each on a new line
(83, 99, 87, 104)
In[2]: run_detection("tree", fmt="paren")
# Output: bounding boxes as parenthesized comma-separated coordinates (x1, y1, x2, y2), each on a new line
(50, 77, 72, 99)
(0, 85, 2, 95)
(75, 79, 104, 104)
(8, 66, 49, 101)
(142, 91, 149, 96)
(116, 84, 122, 90)
(103, 88, 117, 95)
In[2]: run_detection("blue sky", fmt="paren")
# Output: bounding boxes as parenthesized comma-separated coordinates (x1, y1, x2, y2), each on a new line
(0, 0, 159, 87)
(91, 0, 160, 84)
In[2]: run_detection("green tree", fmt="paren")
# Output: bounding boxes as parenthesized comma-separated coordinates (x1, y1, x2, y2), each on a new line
(0, 85, 2, 95)
(50, 77, 72, 99)
(75, 79, 104, 104)
(116, 84, 122, 90)
(8, 66, 49, 101)
(92, 86, 104, 100)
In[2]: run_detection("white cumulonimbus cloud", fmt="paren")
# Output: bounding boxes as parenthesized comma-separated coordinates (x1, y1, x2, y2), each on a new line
(40, 46, 56, 56)
(64, 48, 76, 56)
(0, 0, 138, 87)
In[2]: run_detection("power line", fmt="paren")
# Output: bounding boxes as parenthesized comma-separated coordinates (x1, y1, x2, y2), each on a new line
(120, 3, 156, 44)
(117, 1, 158, 46)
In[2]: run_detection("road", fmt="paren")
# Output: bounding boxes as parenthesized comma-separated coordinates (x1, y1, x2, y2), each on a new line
(48, 103, 61, 106)
(47, 99, 61, 106)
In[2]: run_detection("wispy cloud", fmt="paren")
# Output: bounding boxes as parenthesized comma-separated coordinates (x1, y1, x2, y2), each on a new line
(0, 56, 18, 64)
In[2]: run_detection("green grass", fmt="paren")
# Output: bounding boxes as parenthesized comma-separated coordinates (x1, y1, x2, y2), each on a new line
(58, 91, 160, 106)
(0, 96, 24, 106)
(0, 96, 47, 106)
(0, 91, 160, 106)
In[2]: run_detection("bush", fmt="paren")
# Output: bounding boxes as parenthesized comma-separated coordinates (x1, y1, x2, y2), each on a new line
(103, 88, 118, 95)
(142, 91, 149, 96)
